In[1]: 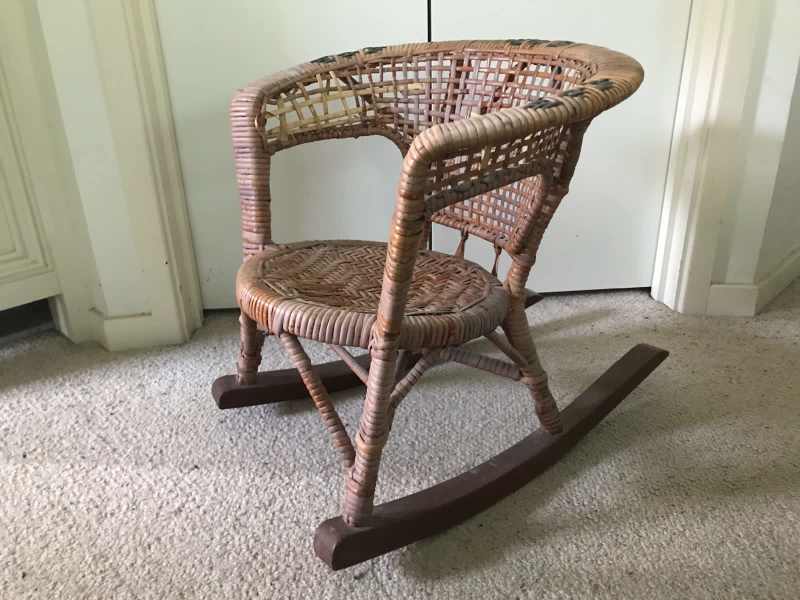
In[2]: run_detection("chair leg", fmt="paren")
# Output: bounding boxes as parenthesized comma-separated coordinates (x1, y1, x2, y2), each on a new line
(502, 302, 563, 434)
(279, 334, 355, 468)
(341, 348, 398, 526)
(237, 311, 265, 385)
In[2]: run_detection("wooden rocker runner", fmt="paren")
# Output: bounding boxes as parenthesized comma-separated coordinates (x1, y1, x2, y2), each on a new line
(212, 40, 668, 569)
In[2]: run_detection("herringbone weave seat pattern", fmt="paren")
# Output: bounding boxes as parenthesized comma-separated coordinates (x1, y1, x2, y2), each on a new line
(237, 240, 508, 350)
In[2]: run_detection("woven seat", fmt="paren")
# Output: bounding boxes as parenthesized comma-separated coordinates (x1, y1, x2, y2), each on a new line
(237, 241, 507, 350)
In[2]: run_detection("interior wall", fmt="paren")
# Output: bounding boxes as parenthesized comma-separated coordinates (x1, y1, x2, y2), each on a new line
(709, 1, 777, 287)
(756, 63, 800, 281)
(431, 0, 690, 296)
(154, 0, 427, 308)
(702, 0, 800, 315)
(157, 0, 692, 306)
(709, 0, 800, 286)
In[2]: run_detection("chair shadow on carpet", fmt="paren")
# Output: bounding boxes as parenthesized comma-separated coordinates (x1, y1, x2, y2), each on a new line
(392, 322, 800, 580)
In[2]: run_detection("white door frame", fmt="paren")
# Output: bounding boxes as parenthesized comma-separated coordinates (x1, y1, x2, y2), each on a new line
(24, 0, 203, 350)
(652, 0, 800, 315)
(651, 0, 737, 314)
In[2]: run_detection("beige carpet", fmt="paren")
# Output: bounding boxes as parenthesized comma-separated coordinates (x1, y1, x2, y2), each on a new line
(2, 280, 799, 599)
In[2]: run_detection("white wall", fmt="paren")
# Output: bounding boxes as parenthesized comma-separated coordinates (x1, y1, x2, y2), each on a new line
(757, 63, 800, 281)
(154, 0, 427, 308)
(432, 0, 690, 295)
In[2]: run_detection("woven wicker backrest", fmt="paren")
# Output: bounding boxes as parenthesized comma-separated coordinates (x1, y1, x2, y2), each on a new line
(257, 42, 593, 251)
(233, 40, 641, 257)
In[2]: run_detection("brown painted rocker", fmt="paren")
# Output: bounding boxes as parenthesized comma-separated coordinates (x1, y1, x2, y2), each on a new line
(212, 40, 668, 569)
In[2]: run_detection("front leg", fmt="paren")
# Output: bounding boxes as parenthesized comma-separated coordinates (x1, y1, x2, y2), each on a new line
(342, 343, 399, 526)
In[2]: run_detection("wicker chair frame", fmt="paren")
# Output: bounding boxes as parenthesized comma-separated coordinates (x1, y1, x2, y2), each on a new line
(212, 40, 668, 569)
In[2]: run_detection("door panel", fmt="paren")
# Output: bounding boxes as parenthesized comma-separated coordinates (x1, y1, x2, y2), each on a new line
(155, 0, 427, 308)
(0, 58, 58, 310)
(432, 0, 691, 291)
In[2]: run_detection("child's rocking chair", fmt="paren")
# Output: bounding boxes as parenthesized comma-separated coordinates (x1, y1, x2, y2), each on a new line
(213, 40, 668, 569)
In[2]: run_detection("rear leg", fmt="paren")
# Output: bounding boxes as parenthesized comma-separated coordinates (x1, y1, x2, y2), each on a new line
(237, 311, 265, 385)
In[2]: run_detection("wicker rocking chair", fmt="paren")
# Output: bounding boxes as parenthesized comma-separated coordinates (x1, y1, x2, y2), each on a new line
(212, 40, 668, 569)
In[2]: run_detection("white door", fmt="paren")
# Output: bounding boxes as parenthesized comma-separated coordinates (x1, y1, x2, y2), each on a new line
(0, 23, 59, 311)
(155, 0, 427, 308)
(432, 0, 691, 292)
(157, 0, 689, 307)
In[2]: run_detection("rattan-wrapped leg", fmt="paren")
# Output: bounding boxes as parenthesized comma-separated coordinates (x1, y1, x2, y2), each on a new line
(279, 334, 355, 468)
(342, 344, 398, 526)
(502, 302, 563, 434)
(237, 311, 264, 385)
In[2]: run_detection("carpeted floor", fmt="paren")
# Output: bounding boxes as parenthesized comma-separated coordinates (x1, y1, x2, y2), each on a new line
(2, 280, 798, 599)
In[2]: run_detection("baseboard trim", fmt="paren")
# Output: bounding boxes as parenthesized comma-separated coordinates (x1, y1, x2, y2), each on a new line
(706, 283, 759, 317)
(88, 308, 195, 351)
(755, 245, 800, 312)
(706, 246, 800, 316)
